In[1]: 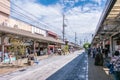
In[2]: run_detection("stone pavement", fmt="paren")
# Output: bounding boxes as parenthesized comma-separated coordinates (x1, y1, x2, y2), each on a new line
(0, 52, 87, 80)
(0, 51, 115, 80)
(0, 55, 48, 75)
(88, 57, 114, 80)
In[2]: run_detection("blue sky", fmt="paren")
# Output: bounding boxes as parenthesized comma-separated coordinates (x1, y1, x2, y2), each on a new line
(11, 0, 107, 44)
(37, 0, 58, 5)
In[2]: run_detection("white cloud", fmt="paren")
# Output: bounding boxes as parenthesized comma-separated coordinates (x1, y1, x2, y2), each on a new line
(92, 0, 106, 5)
(64, 9, 102, 42)
(92, 0, 102, 4)
(11, 0, 104, 43)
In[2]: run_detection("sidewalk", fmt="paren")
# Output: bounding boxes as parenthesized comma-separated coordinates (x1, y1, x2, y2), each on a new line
(0, 55, 48, 75)
(88, 57, 114, 80)
(0, 51, 81, 75)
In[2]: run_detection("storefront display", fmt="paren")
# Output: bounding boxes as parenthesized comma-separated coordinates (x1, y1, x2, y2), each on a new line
(3, 52, 16, 63)
(48, 45, 54, 54)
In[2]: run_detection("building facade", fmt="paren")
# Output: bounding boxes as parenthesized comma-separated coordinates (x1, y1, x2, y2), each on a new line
(91, 0, 120, 56)
(0, 0, 64, 63)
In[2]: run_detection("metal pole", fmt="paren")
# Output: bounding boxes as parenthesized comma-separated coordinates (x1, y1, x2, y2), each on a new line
(75, 32, 77, 45)
(79, 40, 82, 46)
(63, 14, 65, 41)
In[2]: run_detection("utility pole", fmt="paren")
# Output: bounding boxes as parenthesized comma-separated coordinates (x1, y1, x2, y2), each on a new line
(63, 14, 65, 41)
(84, 38, 86, 43)
(62, 13, 67, 42)
(79, 39, 82, 47)
(75, 32, 77, 45)
(62, 0, 75, 41)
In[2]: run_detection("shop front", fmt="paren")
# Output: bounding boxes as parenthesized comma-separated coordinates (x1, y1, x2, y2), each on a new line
(54, 43, 61, 54)
(112, 33, 120, 53)
(0, 35, 32, 63)
(36, 42, 48, 56)
(48, 45, 55, 55)
(0, 36, 17, 63)
(47, 31, 58, 39)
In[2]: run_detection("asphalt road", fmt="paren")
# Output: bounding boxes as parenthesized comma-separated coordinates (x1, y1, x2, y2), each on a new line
(0, 50, 88, 80)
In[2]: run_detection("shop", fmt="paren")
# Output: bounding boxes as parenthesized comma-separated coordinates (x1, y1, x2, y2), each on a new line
(54, 43, 61, 53)
(0, 35, 33, 63)
(47, 31, 58, 39)
(91, 0, 120, 56)
(36, 42, 48, 56)
(0, 36, 17, 63)
(48, 44, 55, 54)
(112, 33, 120, 53)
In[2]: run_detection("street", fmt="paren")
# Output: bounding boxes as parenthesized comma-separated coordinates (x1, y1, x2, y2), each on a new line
(0, 50, 88, 80)
(0, 0, 120, 80)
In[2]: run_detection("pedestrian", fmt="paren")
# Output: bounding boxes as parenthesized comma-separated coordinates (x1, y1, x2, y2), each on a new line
(8, 52, 12, 64)
(0, 51, 2, 62)
(28, 52, 34, 65)
(104, 47, 108, 58)
(93, 48, 96, 58)
(26, 47, 29, 57)
(40, 49, 43, 56)
(110, 51, 120, 80)
(88, 48, 91, 57)
(94, 50, 103, 66)
(34, 52, 39, 64)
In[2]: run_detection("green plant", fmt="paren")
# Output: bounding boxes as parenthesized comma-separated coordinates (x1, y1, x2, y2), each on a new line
(10, 38, 26, 59)
(83, 43, 91, 49)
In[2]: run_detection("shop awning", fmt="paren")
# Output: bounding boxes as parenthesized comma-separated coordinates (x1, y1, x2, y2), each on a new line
(47, 31, 57, 37)
(0, 25, 64, 44)
(92, 0, 120, 45)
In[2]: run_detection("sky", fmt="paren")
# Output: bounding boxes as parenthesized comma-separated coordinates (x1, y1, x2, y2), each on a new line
(11, 0, 107, 45)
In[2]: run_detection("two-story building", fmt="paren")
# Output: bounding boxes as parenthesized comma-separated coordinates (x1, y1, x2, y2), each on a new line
(0, 0, 64, 62)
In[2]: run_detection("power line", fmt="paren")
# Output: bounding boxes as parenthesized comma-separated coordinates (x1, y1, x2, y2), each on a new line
(0, 2, 48, 28)
(0, 2, 63, 33)
(10, 1, 63, 32)
(10, 1, 51, 27)
(1, 1, 77, 41)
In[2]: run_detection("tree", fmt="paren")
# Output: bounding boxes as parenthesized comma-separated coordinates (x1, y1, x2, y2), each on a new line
(83, 43, 90, 49)
(8, 37, 26, 66)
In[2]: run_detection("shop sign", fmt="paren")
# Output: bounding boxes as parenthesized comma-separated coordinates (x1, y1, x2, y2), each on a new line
(49, 45, 54, 48)
(32, 26, 47, 37)
(48, 31, 57, 37)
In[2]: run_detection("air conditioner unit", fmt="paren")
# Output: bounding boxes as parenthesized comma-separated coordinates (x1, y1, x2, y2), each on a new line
(14, 24, 18, 28)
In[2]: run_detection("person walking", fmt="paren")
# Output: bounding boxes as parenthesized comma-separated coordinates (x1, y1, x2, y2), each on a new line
(94, 48, 103, 66)
(110, 51, 120, 80)
(88, 48, 91, 57)
(93, 48, 96, 58)
(104, 47, 108, 58)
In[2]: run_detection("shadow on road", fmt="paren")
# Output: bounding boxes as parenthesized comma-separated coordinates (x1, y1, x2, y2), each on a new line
(88, 57, 114, 80)
(46, 52, 86, 80)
